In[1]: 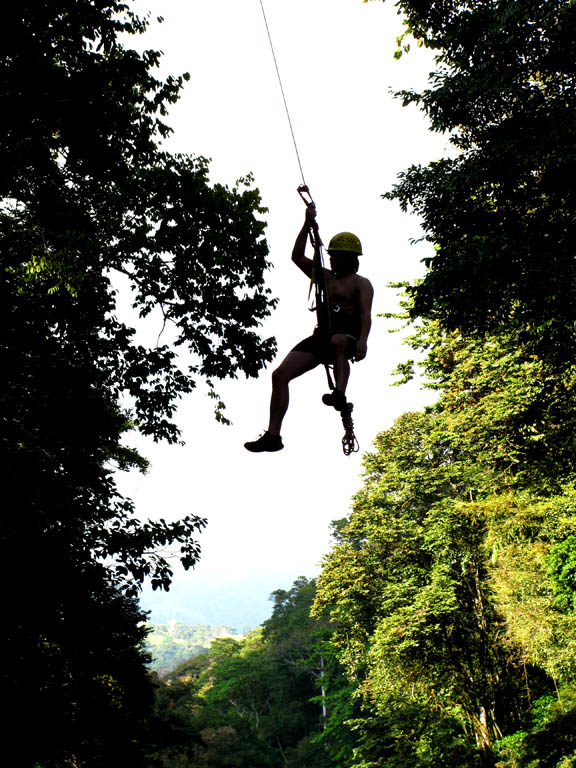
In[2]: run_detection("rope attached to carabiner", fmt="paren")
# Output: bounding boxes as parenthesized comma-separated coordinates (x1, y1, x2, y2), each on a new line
(324, 364, 360, 456)
(259, 0, 307, 186)
(341, 403, 360, 456)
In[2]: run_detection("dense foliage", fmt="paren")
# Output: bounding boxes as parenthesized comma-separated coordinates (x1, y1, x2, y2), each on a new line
(313, 1, 576, 765)
(146, 624, 240, 675)
(4, 0, 576, 764)
(149, 578, 357, 768)
(314, 322, 576, 767)
(1, 1, 275, 764)
(148, 1, 576, 765)
(386, 0, 576, 357)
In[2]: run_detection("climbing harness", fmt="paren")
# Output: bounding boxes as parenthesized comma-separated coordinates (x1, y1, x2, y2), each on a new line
(296, 185, 329, 332)
(259, 1, 359, 456)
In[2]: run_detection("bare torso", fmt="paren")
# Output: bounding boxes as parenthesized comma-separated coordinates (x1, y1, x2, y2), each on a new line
(326, 270, 362, 313)
(291, 214, 373, 352)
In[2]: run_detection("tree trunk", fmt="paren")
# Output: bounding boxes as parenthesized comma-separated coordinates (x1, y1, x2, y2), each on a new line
(319, 654, 328, 731)
(472, 706, 497, 768)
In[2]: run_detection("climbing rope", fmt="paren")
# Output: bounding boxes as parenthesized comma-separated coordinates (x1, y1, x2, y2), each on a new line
(341, 404, 360, 456)
(259, 0, 307, 186)
(323, 362, 360, 456)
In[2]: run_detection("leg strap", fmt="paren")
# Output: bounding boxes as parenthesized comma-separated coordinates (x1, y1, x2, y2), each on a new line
(324, 364, 335, 391)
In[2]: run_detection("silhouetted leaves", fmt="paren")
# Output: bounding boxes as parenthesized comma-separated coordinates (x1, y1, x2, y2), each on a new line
(1, 2, 276, 763)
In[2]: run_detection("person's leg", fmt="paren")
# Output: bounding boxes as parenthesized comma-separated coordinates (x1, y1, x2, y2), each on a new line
(330, 334, 352, 394)
(268, 350, 319, 435)
(322, 334, 353, 411)
(244, 349, 319, 452)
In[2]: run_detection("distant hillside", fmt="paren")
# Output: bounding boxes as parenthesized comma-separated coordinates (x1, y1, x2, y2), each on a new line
(146, 623, 241, 675)
(138, 574, 287, 631)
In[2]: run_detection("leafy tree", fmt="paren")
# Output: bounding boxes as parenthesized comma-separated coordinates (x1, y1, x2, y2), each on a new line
(384, 0, 576, 355)
(315, 411, 517, 767)
(150, 579, 357, 767)
(399, 319, 576, 492)
(1, 1, 276, 763)
(547, 537, 576, 614)
(319, 2, 576, 763)
(487, 491, 576, 685)
(263, 577, 359, 766)
(494, 689, 576, 768)
(314, 312, 576, 765)
(36, 574, 156, 766)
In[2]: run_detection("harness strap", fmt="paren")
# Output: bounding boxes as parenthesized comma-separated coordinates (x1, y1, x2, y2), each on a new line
(324, 364, 335, 391)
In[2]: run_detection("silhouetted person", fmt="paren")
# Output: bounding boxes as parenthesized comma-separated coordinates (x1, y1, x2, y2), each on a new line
(245, 206, 373, 452)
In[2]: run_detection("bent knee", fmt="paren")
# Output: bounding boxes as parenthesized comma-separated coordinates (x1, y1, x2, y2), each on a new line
(329, 333, 350, 352)
(272, 365, 291, 387)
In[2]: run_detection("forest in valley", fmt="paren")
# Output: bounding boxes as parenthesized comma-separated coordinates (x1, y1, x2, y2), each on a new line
(2, 0, 576, 766)
(146, 624, 241, 675)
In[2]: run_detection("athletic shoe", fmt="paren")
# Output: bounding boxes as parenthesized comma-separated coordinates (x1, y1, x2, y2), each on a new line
(244, 431, 284, 453)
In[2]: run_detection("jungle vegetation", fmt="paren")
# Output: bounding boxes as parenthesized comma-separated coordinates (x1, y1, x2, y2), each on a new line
(149, 1, 576, 765)
(2, 0, 575, 765)
(1, 1, 275, 764)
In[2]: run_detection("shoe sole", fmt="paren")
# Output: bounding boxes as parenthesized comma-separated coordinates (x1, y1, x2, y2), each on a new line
(244, 443, 283, 453)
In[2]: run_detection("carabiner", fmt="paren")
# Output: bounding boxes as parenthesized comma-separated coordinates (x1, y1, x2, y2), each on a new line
(297, 184, 315, 208)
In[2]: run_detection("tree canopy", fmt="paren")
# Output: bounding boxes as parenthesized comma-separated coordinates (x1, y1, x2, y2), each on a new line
(4, 0, 576, 764)
(1, 1, 276, 763)
(386, 0, 576, 356)
(150, 578, 357, 768)
(315, 325, 576, 766)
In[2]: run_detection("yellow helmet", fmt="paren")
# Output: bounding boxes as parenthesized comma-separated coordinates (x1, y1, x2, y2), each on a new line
(327, 232, 363, 255)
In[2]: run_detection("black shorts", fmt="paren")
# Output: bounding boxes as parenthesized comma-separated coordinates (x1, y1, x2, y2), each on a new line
(291, 328, 357, 364)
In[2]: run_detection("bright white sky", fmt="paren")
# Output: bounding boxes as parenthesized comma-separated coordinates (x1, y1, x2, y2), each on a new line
(116, 0, 448, 628)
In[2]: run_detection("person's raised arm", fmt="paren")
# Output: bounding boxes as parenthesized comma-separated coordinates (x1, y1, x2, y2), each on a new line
(291, 205, 316, 278)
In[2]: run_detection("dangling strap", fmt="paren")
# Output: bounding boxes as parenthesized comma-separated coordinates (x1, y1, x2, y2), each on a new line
(297, 185, 331, 335)
(324, 364, 335, 391)
(311, 232, 331, 337)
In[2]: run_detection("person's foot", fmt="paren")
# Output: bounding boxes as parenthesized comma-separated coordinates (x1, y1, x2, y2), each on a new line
(244, 431, 284, 453)
(322, 388, 347, 411)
